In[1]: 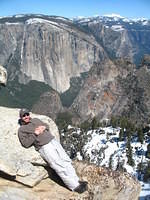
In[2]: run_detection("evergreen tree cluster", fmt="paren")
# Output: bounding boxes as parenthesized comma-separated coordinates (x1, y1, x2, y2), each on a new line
(56, 113, 150, 182)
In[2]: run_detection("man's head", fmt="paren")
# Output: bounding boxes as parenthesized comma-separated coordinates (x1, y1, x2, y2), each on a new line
(19, 108, 30, 124)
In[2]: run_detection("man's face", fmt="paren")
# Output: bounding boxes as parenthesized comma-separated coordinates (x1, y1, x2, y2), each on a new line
(22, 113, 30, 124)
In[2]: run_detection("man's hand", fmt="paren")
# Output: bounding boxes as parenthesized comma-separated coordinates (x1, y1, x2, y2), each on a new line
(34, 126, 46, 135)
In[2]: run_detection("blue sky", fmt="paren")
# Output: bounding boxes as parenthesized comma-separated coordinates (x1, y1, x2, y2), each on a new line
(0, 0, 150, 19)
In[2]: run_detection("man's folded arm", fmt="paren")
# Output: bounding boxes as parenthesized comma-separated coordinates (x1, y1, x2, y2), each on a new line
(18, 130, 36, 148)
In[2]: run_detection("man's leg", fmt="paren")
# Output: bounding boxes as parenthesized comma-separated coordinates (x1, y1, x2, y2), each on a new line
(39, 138, 80, 191)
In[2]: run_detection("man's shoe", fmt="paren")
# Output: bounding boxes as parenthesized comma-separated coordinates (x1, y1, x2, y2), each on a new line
(74, 181, 88, 194)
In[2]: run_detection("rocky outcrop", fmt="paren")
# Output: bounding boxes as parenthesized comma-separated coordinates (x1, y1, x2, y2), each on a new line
(0, 161, 141, 200)
(0, 65, 7, 86)
(71, 58, 134, 122)
(0, 106, 59, 187)
(0, 15, 107, 93)
(0, 106, 141, 199)
(73, 162, 141, 200)
(133, 55, 150, 122)
(70, 56, 150, 124)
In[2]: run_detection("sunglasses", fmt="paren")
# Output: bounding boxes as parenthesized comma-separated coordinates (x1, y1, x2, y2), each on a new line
(22, 113, 30, 117)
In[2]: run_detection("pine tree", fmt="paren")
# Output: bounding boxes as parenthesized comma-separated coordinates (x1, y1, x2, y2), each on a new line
(119, 128, 124, 141)
(119, 117, 128, 129)
(91, 117, 99, 129)
(146, 144, 150, 159)
(137, 127, 144, 144)
(110, 116, 119, 128)
(126, 136, 135, 167)
(109, 154, 113, 169)
(143, 161, 150, 182)
(137, 160, 145, 180)
(116, 157, 125, 172)
(79, 120, 91, 132)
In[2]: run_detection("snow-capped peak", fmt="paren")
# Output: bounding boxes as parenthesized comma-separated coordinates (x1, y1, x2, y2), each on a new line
(73, 13, 128, 23)
(132, 17, 148, 22)
(103, 13, 125, 19)
(73, 16, 87, 20)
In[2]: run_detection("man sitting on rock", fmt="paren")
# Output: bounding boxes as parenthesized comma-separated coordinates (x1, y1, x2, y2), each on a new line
(18, 108, 88, 193)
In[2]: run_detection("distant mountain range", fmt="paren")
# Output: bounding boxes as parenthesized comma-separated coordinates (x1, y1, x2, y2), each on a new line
(73, 14, 150, 64)
(0, 14, 150, 125)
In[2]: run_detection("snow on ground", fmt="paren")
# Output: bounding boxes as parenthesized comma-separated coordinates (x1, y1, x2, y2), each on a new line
(15, 14, 25, 18)
(5, 22, 20, 25)
(140, 182, 150, 199)
(111, 25, 125, 31)
(26, 18, 60, 28)
(82, 126, 150, 198)
(142, 21, 149, 26)
(103, 13, 125, 19)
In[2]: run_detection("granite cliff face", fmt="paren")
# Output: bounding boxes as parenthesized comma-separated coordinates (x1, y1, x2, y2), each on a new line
(0, 15, 106, 93)
(0, 14, 150, 124)
(71, 56, 150, 124)
(71, 58, 134, 122)
(5, 54, 149, 125)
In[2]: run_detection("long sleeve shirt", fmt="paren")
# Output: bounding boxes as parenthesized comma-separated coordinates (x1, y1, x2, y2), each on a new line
(18, 118, 54, 151)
